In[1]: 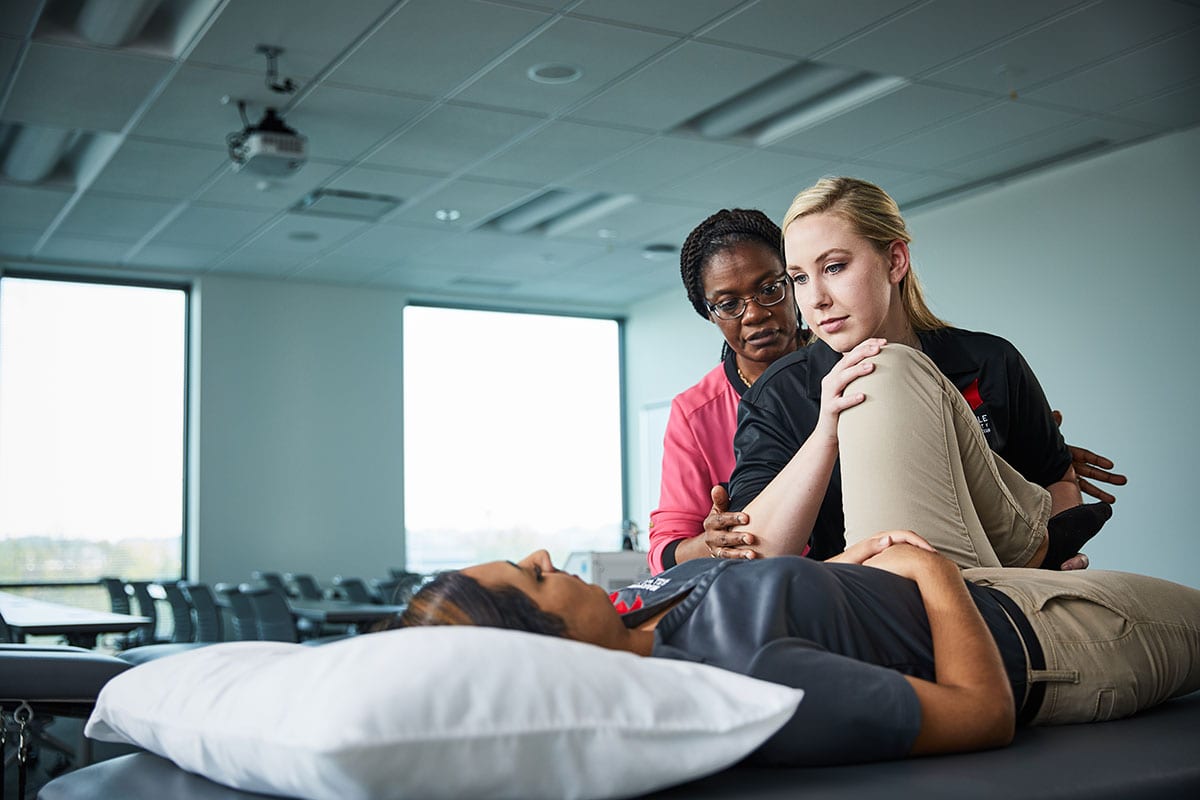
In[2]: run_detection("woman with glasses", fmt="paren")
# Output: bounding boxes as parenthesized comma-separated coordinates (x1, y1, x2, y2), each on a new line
(726, 177, 1112, 569)
(648, 209, 808, 574)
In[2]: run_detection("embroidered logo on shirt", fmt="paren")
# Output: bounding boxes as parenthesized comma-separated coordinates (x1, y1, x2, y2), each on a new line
(961, 378, 993, 436)
(626, 576, 672, 592)
(962, 378, 983, 410)
(609, 593, 644, 614)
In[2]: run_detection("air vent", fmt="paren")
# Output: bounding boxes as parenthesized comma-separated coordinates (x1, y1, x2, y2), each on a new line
(642, 243, 678, 261)
(487, 190, 635, 236)
(291, 188, 402, 221)
(681, 61, 907, 146)
(449, 276, 519, 291)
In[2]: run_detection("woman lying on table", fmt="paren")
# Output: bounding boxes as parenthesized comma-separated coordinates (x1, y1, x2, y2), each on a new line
(381, 345, 1200, 766)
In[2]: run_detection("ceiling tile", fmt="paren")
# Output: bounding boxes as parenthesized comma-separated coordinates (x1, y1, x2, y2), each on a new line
(389, 177, 538, 229)
(241, 214, 369, 254)
(56, 193, 176, 240)
(864, 101, 1081, 169)
(291, 252, 394, 283)
(90, 138, 227, 200)
(466, 119, 650, 184)
(152, 204, 275, 247)
(570, 40, 794, 132)
(288, 85, 431, 162)
(0, 2, 40, 36)
(566, 135, 748, 195)
(367, 263, 457, 292)
(703, 0, 913, 58)
(551, 198, 707, 244)
(5, 42, 172, 131)
(764, 82, 993, 157)
(941, 123, 1148, 184)
(327, 0, 551, 97)
(325, 221, 452, 262)
(573, 0, 744, 35)
(133, 63, 285, 146)
(187, 0, 398, 75)
(198, 161, 344, 211)
(366, 103, 544, 174)
(127, 243, 225, 271)
(0, 184, 73, 230)
(324, 166, 445, 217)
(210, 248, 299, 277)
(1024, 26, 1200, 115)
(888, 173, 974, 208)
(38, 234, 132, 264)
(456, 17, 674, 116)
(822, 0, 1084, 78)
(927, 0, 1200, 94)
(0, 36, 21, 81)
(0, 227, 41, 258)
(1108, 78, 1200, 131)
(657, 149, 830, 207)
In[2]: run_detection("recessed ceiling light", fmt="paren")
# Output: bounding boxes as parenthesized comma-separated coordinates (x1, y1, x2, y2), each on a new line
(642, 243, 677, 261)
(527, 63, 582, 84)
(435, 208, 461, 222)
(288, 231, 320, 242)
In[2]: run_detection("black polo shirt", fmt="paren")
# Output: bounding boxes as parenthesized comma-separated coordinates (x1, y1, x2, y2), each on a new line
(612, 557, 1028, 766)
(727, 328, 1072, 559)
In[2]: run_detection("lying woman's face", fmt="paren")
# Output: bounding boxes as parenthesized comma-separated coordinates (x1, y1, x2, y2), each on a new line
(462, 550, 628, 647)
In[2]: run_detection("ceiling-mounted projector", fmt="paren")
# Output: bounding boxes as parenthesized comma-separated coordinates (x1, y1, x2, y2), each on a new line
(227, 106, 306, 177)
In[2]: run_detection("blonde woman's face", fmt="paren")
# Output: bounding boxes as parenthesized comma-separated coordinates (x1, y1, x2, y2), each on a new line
(783, 212, 908, 353)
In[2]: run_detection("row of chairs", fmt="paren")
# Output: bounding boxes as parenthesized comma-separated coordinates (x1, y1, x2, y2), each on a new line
(101, 577, 223, 647)
(100, 567, 432, 648)
(250, 569, 428, 606)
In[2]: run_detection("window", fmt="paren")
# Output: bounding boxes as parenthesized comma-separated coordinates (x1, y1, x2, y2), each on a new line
(0, 275, 188, 601)
(403, 306, 623, 571)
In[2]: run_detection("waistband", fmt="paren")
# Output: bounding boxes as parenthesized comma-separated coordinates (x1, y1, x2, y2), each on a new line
(992, 589, 1046, 725)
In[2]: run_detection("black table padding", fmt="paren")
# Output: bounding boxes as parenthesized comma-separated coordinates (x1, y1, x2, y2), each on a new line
(37, 691, 1200, 800)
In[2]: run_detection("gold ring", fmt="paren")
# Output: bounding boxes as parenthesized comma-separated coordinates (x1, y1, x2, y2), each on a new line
(710, 547, 719, 558)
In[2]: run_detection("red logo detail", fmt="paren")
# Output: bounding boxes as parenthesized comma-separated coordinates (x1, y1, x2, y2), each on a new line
(610, 593, 644, 614)
(962, 378, 984, 410)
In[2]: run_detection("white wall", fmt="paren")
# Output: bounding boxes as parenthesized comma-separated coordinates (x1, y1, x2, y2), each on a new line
(195, 275, 407, 585)
(623, 126, 1200, 588)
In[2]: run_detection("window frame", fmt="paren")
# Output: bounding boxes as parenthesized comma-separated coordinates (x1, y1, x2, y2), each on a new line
(0, 269, 192, 592)
(401, 301, 629, 569)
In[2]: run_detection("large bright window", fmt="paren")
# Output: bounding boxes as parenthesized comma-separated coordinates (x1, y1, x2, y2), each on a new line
(403, 307, 623, 571)
(0, 275, 188, 591)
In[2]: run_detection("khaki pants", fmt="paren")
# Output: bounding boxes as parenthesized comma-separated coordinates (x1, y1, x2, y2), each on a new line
(838, 344, 1200, 723)
(968, 568, 1200, 724)
(838, 343, 1050, 568)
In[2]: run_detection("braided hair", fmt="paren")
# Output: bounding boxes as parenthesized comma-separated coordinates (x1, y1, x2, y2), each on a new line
(680, 208, 784, 321)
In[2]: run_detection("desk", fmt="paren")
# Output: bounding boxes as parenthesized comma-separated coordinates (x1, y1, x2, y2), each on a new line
(286, 599, 405, 627)
(0, 591, 149, 648)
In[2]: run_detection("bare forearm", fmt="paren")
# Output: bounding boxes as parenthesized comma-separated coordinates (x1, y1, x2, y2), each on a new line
(734, 436, 838, 557)
(906, 557, 1014, 754)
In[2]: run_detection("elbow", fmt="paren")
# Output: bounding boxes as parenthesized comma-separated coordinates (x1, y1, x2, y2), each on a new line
(979, 693, 1017, 749)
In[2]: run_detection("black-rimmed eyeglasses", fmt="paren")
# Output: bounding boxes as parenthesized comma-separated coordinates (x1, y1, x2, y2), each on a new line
(705, 277, 790, 320)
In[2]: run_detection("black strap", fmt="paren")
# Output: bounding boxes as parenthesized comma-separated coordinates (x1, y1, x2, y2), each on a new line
(993, 591, 1047, 725)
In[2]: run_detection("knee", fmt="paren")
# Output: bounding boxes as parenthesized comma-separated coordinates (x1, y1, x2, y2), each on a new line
(846, 342, 942, 402)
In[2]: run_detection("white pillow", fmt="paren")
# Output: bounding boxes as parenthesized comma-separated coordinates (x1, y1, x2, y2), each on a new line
(86, 627, 802, 800)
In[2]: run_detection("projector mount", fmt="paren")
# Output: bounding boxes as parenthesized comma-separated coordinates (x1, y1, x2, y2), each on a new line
(225, 45, 307, 176)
